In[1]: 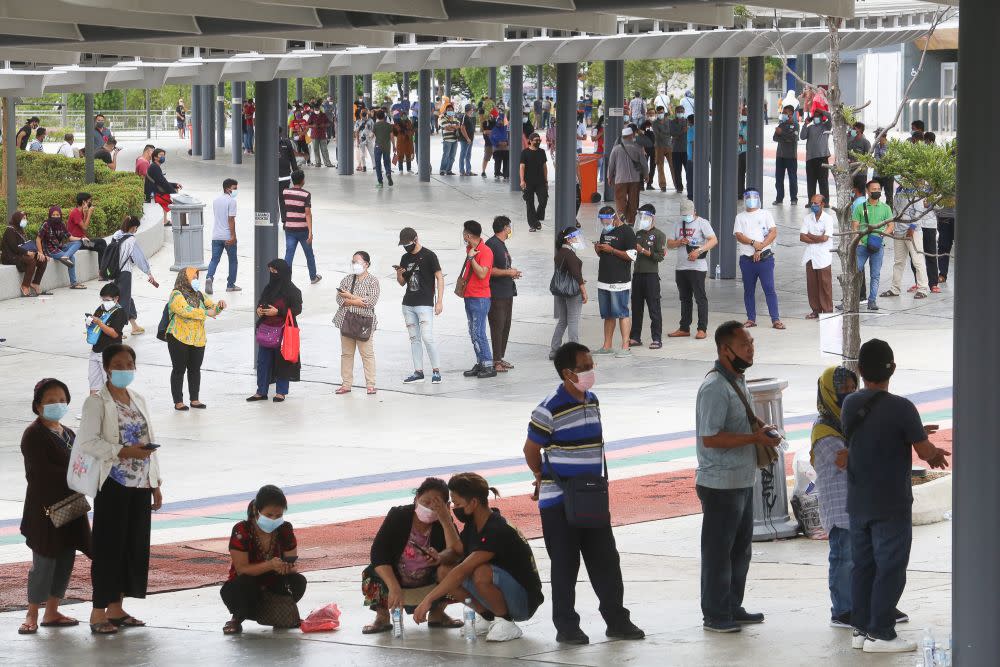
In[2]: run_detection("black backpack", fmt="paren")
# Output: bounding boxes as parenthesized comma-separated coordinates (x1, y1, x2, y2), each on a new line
(100, 233, 132, 281)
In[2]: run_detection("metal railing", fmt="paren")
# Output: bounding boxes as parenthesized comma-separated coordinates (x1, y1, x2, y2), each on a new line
(11, 109, 178, 138)
(903, 97, 958, 134)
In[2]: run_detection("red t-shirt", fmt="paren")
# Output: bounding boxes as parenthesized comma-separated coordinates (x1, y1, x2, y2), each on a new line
(227, 519, 297, 583)
(135, 156, 149, 177)
(462, 240, 493, 298)
(67, 208, 87, 238)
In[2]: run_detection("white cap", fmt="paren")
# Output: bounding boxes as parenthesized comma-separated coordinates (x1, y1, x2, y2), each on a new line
(621, 126, 634, 137)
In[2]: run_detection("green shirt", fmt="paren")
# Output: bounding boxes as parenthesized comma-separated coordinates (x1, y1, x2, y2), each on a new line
(852, 200, 893, 245)
(372, 121, 394, 151)
(633, 226, 666, 274)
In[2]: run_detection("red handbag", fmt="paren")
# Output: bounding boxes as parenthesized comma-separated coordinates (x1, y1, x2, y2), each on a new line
(280, 309, 300, 363)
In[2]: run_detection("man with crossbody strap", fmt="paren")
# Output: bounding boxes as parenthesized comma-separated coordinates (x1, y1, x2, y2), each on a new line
(695, 321, 782, 633)
(523, 342, 644, 646)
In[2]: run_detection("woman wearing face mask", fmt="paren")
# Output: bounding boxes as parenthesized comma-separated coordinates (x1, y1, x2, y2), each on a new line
(334, 251, 380, 395)
(38, 205, 86, 290)
(550, 226, 588, 360)
(361, 477, 464, 634)
(77, 344, 162, 635)
(248, 259, 302, 403)
(1, 211, 49, 297)
(220, 485, 304, 635)
(354, 110, 374, 172)
(165, 268, 225, 411)
(86, 283, 128, 395)
(144, 148, 181, 227)
(18, 378, 92, 635)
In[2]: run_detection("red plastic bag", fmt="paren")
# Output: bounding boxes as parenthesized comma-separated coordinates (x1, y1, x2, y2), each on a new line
(300, 602, 341, 633)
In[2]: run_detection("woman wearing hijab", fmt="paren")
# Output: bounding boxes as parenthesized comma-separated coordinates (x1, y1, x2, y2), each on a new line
(18, 378, 91, 635)
(1, 211, 50, 297)
(165, 267, 225, 411)
(334, 251, 379, 395)
(37, 205, 86, 290)
(810, 366, 859, 629)
(248, 259, 302, 403)
(77, 343, 162, 635)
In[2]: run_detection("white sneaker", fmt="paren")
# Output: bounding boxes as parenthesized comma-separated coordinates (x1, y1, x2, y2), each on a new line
(863, 636, 917, 653)
(852, 630, 868, 649)
(485, 618, 523, 642)
(474, 614, 490, 636)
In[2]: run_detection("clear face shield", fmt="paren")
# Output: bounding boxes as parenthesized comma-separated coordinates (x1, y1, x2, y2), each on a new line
(635, 211, 655, 231)
(597, 213, 616, 236)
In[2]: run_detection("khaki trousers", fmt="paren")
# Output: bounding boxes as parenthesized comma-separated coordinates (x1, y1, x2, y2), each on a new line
(340, 333, 376, 388)
(889, 235, 928, 295)
(655, 147, 674, 190)
(613, 181, 641, 225)
(805, 261, 833, 314)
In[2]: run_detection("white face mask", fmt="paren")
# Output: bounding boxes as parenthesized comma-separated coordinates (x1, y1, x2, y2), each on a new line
(19, 218, 27, 228)
(351, 262, 365, 275)
(570, 240, 585, 251)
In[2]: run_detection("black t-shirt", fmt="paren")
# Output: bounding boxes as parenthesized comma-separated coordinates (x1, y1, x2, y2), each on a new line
(399, 247, 442, 307)
(462, 115, 476, 143)
(597, 224, 637, 285)
(95, 149, 113, 165)
(520, 148, 547, 186)
(485, 236, 516, 298)
(460, 509, 543, 616)
(842, 389, 928, 520)
(92, 304, 128, 353)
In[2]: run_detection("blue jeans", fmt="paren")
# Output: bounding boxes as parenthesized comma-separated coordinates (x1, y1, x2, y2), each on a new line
(458, 140, 473, 174)
(855, 244, 884, 305)
(738, 255, 780, 322)
(828, 526, 852, 617)
(284, 228, 317, 281)
(850, 515, 911, 640)
(207, 240, 238, 288)
(256, 346, 289, 397)
(463, 565, 532, 622)
(48, 241, 82, 285)
(243, 123, 254, 152)
(373, 144, 392, 184)
(402, 305, 440, 371)
(464, 297, 492, 367)
(440, 141, 458, 173)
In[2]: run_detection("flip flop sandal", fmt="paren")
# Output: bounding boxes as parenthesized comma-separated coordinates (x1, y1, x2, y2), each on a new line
(743, 321, 757, 328)
(18, 622, 38, 635)
(772, 321, 787, 330)
(362, 623, 393, 635)
(108, 615, 145, 627)
(90, 622, 118, 635)
(648, 341, 663, 349)
(223, 620, 243, 635)
(40, 616, 79, 627)
(69, 283, 88, 290)
(428, 617, 465, 629)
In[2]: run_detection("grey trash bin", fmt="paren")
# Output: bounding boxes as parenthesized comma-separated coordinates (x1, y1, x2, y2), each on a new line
(168, 193, 208, 272)
(747, 377, 799, 541)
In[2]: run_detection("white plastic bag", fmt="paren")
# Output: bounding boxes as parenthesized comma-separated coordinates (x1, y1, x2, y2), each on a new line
(792, 446, 817, 498)
(66, 441, 101, 498)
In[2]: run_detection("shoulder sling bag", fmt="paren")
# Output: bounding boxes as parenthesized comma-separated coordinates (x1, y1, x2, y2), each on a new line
(453, 256, 471, 298)
(843, 391, 889, 444)
(708, 369, 778, 469)
(862, 203, 883, 253)
(543, 447, 610, 528)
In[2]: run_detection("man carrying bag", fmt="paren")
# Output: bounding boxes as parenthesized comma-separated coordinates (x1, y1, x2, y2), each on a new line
(522, 342, 645, 646)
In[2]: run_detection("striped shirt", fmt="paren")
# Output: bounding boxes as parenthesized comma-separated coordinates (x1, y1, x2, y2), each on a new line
(527, 385, 604, 509)
(282, 187, 311, 230)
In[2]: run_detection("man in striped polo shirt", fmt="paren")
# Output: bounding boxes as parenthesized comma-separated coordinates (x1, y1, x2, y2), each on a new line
(282, 169, 322, 284)
(523, 342, 644, 645)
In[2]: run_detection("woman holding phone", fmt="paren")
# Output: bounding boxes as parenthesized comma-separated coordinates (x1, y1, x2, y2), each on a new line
(220, 485, 304, 634)
(76, 344, 162, 635)
(247, 259, 302, 403)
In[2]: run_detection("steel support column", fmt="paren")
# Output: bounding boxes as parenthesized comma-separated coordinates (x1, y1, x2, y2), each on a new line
(217, 82, 226, 148)
(5, 97, 16, 213)
(363, 75, 372, 108)
(144, 89, 151, 140)
(278, 78, 288, 121)
(232, 82, 243, 165)
(444, 69, 451, 97)
(191, 85, 202, 157)
(337, 75, 355, 176)
(746, 56, 765, 192)
(693, 58, 710, 218)
(253, 79, 280, 331)
(554, 62, 578, 236)
(418, 69, 432, 183)
(537, 64, 544, 100)
(83, 94, 95, 183)
(709, 58, 738, 280)
(488, 67, 497, 101)
(201, 84, 216, 161)
(509, 65, 523, 193)
(295, 77, 303, 103)
(603, 60, 623, 203)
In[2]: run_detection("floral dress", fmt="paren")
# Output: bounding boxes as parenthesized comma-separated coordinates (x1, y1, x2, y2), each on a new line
(109, 401, 151, 488)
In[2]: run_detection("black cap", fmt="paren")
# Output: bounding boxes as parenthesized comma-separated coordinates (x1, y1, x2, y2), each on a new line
(398, 227, 417, 246)
(858, 339, 895, 381)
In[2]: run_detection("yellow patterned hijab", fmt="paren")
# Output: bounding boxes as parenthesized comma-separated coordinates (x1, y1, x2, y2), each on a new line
(810, 366, 859, 464)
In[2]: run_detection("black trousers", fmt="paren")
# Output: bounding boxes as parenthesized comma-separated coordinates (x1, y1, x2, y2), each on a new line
(82, 237, 107, 270)
(629, 273, 662, 343)
(876, 175, 896, 205)
(921, 228, 938, 288)
(92, 479, 152, 609)
(696, 485, 753, 622)
(672, 152, 688, 193)
(540, 504, 630, 633)
(676, 270, 709, 332)
(737, 152, 747, 195)
(166, 334, 206, 404)
(493, 150, 509, 178)
(850, 515, 911, 640)
(645, 151, 655, 186)
(220, 573, 307, 622)
(936, 216, 954, 279)
(805, 157, 830, 201)
(487, 297, 514, 362)
(524, 182, 548, 229)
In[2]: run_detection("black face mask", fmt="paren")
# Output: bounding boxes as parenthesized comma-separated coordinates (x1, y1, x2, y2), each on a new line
(869, 191, 882, 201)
(728, 345, 753, 374)
(452, 507, 471, 524)
(268, 271, 280, 284)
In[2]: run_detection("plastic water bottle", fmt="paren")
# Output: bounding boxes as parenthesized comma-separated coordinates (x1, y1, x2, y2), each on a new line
(715, 264, 721, 280)
(463, 598, 477, 643)
(391, 606, 403, 638)
(922, 628, 935, 667)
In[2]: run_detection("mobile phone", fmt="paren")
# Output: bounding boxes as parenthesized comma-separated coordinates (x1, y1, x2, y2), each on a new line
(392, 265, 402, 270)
(85, 312, 93, 318)
(281, 555, 298, 564)
(408, 540, 431, 557)
(142, 443, 161, 450)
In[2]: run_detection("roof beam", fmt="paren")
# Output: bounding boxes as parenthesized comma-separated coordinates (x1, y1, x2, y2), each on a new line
(466, 0, 575, 9)
(0, 48, 79, 66)
(746, 1, 854, 19)
(0, 0, 202, 33)
(0, 18, 82, 41)
(240, 27, 394, 48)
(118, 0, 323, 27)
(617, 5, 735, 28)
(44, 41, 183, 60)
(502, 11, 617, 34)
(259, 0, 449, 21)
(393, 20, 505, 41)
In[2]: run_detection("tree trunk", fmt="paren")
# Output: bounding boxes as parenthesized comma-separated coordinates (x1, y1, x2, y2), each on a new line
(825, 19, 862, 370)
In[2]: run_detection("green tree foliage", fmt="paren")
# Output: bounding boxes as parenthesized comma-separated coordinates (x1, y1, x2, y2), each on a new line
(581, 59, 696, 103)
(859, 139, 957, 208)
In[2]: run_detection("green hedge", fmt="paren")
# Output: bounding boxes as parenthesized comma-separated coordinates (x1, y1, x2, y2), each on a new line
(1, 152, 145, 239)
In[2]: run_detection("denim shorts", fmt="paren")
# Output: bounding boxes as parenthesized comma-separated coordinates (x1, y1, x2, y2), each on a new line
(463, 565, 532, 622)
(598, 288, 630, 320)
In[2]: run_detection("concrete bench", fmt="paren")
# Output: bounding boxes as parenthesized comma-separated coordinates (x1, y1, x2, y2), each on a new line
(0, 203, 166, 300)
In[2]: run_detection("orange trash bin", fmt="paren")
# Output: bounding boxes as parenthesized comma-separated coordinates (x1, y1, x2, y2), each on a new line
(577, 153, 602, 204)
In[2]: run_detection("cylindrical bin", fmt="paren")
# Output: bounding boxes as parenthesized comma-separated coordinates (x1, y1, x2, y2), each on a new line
(168, 194, 208, 272)
(747, 377, 799, 541)
(577, 153, 602, 204)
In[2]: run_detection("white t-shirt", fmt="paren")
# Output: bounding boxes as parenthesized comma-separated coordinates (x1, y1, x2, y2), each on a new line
(733, 209, 776, 257)
(672, 217, 716, 272)
(212, 192, 237, 241)
(800, 210, 834, 269)
(576, 122, 586, 151)
(56, 142, 76, 158)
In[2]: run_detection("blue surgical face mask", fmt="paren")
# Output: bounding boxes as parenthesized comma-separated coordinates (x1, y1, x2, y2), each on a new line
(849, 129, 857, 137)
(190, 279, 202, 292)
(110, 369, 135, 389)
(778, 113, 788, 122)
(158, 156, 166, 164)
(42, 403, 69, 422)
(682, 214, 694, 223)
(813, 117, 821, 125)
(229, 189, 238, 199)
(256, 514, 285, 534)
(810, 203, 822, 214)
(602, 223, 614, 233)
(740, 115, 747, 123)
(745, 196, 761, 210)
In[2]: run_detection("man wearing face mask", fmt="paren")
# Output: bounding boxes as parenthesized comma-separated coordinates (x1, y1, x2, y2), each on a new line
(772, 104, 800, 205)
(852, 180, 894, 311)
(606, 127, 648, 226)
(733, 190, 784, 329)
(695, 321, 783, 633)
(667, 199, 717, 339)
(594, 206, 638, 357)
(523, 342, 645, 645)
(93, 114, 113, 148)
(800, 194, 835, 318)
(800, 109, 832, 205)
(519, 132, 548, 231)
(628, 204, 666, 349)
(460, 220, 496, 379)
(398, 228, 444, 385)
(207, 179, 241, 295)
(670, 105, 691, 195)
(651, 107, 673, 192)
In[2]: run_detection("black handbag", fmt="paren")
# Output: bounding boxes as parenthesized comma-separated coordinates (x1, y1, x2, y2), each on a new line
(340, 276, 373, 341)
(549, 256, 581, 298)
(544, 449, 610, 528)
